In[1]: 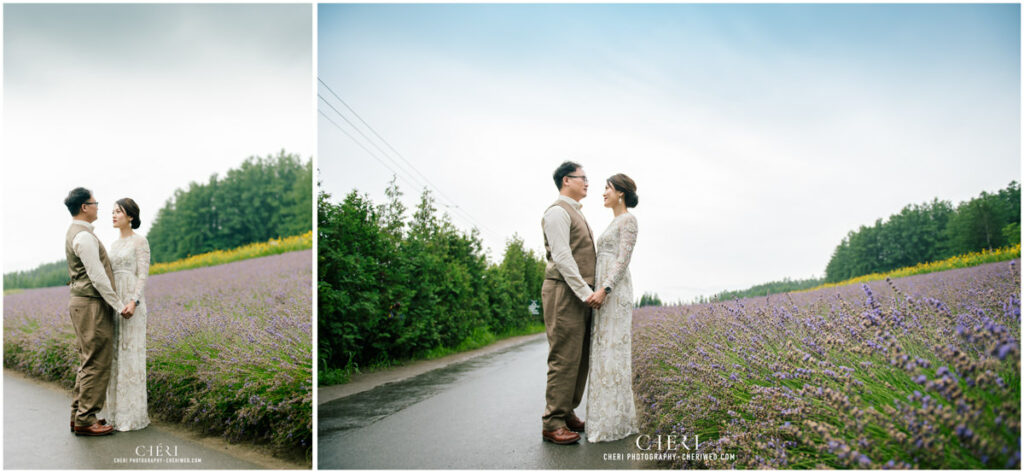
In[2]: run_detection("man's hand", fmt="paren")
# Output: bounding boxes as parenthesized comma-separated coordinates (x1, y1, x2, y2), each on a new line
(586, 290, 606, 309)
(121, 301, 136, 319)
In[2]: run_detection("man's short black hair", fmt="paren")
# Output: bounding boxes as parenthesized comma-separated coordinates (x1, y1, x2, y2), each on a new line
(553, 161, 582, 190)
(64, 187, 92, 216)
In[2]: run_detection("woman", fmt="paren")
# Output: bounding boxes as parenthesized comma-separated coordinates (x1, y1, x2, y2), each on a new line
(102, 197, 150, 431)
(586, 173, 639, 443)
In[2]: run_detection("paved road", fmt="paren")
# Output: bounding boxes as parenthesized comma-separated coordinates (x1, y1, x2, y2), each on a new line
(318, 337, 655, 469)
(4, 370, 267, 469)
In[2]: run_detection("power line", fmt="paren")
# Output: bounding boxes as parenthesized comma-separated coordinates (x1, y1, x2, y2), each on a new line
(318, 109, 423, 195)
(318, 78, 454, 204)
(317, 79, 491, 231)
(316, 78, 502, 241)
(317, 94, 428, 192)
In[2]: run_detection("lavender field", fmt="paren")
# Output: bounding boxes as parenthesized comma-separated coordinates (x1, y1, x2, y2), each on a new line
(633, 260, 1020, 469)
(4, 250, 312, 460)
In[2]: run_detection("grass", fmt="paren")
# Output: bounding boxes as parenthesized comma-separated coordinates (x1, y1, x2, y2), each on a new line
(318, 322, 545, 386)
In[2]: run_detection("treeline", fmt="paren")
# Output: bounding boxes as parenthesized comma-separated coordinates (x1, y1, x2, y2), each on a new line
(318, 179, 546, 374)
(148, 151, 312, 263)
(707, 276, 825, 303)
(3, 260, 68, 291)
(636, 292, 663, 307)
(825, 181, 1020, 282)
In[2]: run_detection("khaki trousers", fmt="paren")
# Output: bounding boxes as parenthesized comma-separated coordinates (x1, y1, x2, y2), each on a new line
(541, 279, 592, 431)
(68, 296, 114, 427)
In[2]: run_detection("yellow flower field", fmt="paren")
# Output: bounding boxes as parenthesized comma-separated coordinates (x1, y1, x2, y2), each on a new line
(149, 231, 312, 275)
(801, 243, 1021, 293)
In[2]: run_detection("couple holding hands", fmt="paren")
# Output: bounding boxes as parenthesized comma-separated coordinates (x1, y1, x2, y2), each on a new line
(540, 161, 640, 445)
(64, 187, 151, 436)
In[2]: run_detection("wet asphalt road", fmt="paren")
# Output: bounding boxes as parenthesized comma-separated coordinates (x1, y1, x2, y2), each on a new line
(318, 336, 654, 469)
(4, 369, 265, 469)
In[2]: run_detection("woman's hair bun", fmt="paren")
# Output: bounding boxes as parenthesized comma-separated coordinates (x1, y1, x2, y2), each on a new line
(607, 173, 638, 208)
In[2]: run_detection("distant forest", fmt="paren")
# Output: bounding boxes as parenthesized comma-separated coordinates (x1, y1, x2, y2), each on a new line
(706, 276, 824, 303)
(3, 261, 69, 292)
(4, 151, 312, 290)
(825, 181, 1019, 282)
(148, 151, 312, 263)
(703, 181, 1020, 302)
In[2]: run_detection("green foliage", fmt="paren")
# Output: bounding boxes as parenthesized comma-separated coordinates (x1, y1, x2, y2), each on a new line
(637, 292, 663, 307)
(710, 276, 825, 302)
(826, 181, 1019, 283)
(946, 182, 1020, 254)
(1003, 222, 1021, 246)
(148, 150, 312, 263)
(3, 260, 68, 290)
(317, 178, 547, 381)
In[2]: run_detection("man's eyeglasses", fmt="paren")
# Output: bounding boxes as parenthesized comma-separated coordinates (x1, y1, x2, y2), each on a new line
(84, 201, 99, 207)
(566, 175, 588, 183)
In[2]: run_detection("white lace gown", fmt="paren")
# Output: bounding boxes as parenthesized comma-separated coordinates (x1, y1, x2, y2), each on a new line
(101, 233, 151, 431)
(586, 212, 639, 442)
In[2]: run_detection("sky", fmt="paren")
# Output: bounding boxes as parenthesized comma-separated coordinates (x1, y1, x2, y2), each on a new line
(318, 4, 1021, 303)
(3, 3, 313, 272)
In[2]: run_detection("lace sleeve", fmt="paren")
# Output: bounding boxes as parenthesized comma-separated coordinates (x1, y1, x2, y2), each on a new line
(133, 235, 151, 301)
(600, 214, 638, 290)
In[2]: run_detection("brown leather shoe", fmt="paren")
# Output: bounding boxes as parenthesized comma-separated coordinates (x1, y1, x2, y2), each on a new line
(542, 427, 580, 444)
(74, 421, 114, 436)
(566, 415, 585, 433)
(70, 419, 107, 433)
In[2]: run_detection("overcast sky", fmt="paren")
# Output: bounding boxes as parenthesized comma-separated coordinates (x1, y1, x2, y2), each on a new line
(3, 3, 313, 272)
(318, 4, 1020, 303)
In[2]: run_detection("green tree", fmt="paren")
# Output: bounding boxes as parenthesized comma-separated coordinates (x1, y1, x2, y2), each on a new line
(148, 151, 312, 263)
(317, 179, 547, 377)
(947, 190, 1008, 253)
(711, 276, 824, 301)
(3, 260, 69, 290)
(1003, 222, 1021, 246)
(317, 188, 395, 370)
(637, 292, 663, 307)
(825, 181, 1020, 282)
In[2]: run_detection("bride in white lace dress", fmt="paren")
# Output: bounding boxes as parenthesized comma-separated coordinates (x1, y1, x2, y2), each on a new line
(102, 198, 150, 431)
(585, 173, 639, 443)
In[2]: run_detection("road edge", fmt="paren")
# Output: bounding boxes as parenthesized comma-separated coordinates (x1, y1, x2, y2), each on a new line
(317, 331, 546, 406)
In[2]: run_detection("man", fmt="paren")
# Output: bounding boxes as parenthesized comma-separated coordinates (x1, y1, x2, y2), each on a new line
(64, 187, 129, 436)
(540, 161, 604, 445)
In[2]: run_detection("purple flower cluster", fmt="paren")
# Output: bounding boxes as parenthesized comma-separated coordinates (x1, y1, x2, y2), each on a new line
(4, 250, 312, 459)
(632, 259, 1020, 469)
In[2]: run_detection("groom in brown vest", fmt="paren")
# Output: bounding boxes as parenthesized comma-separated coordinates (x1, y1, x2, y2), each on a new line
(540, 161, 604, 444)
(64, 187, 127, 436)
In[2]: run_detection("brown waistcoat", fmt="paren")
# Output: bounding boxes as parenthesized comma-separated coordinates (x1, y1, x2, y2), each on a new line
(542, 199, 596, 285)
(65, 224, 116, 298)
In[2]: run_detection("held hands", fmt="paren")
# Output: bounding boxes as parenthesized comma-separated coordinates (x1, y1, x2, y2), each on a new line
(121, 301, 136, 319)
(586, 289, 607, 309)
